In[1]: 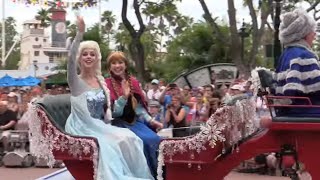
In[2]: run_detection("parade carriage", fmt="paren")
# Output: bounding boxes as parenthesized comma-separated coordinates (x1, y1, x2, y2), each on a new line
(29, 66, 320, 180)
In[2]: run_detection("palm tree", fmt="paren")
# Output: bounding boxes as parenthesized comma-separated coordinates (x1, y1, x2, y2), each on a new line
(66, 20, 77, 38)
(114, 23, 130, 51)
(101, 10, 116, 45)
(35, 8, 51, 28)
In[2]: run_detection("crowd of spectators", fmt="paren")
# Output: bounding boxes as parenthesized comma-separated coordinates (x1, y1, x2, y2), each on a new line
(143, 77, 255, 137)
(0, 85, 69, 152)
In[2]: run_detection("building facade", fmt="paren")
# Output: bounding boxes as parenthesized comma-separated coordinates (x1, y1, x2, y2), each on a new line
(16, 8, 68, 78)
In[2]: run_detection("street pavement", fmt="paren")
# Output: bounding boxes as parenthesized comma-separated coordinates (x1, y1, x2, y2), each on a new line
(225, 172, 290, 180)
(0, 167, 58, 180)
(0, 167, 291, 180)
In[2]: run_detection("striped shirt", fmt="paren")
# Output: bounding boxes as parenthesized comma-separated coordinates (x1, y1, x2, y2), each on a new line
(274, 46, 320, 116)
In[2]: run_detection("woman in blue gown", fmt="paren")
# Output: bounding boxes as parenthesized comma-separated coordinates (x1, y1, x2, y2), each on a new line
(64, 16, 154, 180)
(105, 52, 163, 178)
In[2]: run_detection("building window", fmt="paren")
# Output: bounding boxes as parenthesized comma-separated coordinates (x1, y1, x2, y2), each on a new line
(34, 51, 40, 56)
(43, 39, 47, 42)
(35, 37, 39, 41)
(45, 66, 49, 70)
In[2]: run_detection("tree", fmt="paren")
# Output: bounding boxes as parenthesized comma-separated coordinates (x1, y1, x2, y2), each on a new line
(121, 0, 147, 81)
(119, 0, 195, 81)
(198, 0, 225, 43)
(142, 0, 193, 51)
(0, 17, 19, 69)
(198, 0, 273, 76)
(199, 0, 320, 75)
(101, 10, 116, 45)
(150, 22, 231, 81)
(242, 0, 273, 73)
(283, 0, 320, 20)
(113, 22, 160, 79)
(67, 23, 77, 38)
(35, 8, 51, 28)
(114, 22, 131, 50)
(4, 48, 20, 70)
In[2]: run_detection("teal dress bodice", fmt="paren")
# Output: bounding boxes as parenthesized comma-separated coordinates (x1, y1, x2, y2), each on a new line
(86, 89, 105, 120)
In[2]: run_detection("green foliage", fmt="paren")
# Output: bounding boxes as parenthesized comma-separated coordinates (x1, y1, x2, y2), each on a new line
(142, 31, 160, 61)
(100, 10, 117, 48)
(0, 17, 18, 52)
(149, 22, 231, 81)
(113, 23, 160, 77)
(101, 11, 116, 29)
(4, 49, 20, 70)
(143, 0, 193, 48)
(44, 72, 68, 85)
(67, 24, 77, 38)
(114, 25, 155, 58)
(83, 24, 102, 42)
(0, 17, 19, 69)
(313, 36, 320, 57)
(113, 23, 131, 50)
(35, 8, 51, 28)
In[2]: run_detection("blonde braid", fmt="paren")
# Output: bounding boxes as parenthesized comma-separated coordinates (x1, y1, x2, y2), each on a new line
(96, 75, 113, 122)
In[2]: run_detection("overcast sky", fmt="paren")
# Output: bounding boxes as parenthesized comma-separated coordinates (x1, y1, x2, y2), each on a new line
(1, 0, 253, 33)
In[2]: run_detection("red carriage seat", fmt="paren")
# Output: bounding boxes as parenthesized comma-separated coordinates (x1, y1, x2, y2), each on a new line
(29, 94, 99, 180)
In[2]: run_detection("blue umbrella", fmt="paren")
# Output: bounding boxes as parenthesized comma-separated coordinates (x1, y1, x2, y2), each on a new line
(0, 74, 15, 83)
(0, 75, 41, 87)
(12, 77, 41, 87)
(12, 78, 28, 87)
(23, 76, 41, 86)
(0, 74, 15, 87)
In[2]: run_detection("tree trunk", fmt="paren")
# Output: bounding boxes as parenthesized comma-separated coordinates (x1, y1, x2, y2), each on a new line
(246, 0, 272, 72)
(129, 37, 145, 81)
(121, 0, 146, 82)
(198, 0, 225, 43)
(227, 0, 246, 76)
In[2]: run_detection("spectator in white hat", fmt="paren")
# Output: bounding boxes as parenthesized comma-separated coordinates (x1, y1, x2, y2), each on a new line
(225, 84, 249, 105)
(230, 84, 245, 95)
(147, 79, 162, 101)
